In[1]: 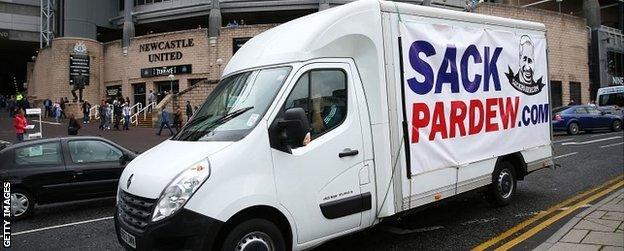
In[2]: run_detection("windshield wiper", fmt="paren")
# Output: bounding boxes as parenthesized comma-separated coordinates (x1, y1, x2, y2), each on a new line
(176, 106, 255, 141)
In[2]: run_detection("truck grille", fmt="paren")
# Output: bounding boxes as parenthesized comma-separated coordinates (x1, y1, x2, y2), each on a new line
(118, 190, 156, 231)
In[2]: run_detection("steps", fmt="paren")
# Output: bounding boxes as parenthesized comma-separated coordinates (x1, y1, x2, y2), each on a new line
(135, 114, 153, 128)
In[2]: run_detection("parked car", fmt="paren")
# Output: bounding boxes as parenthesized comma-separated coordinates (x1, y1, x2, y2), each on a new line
(0, 136, 137, 220)
(552, 105, 623, 135)
(597, 105, 624, 120)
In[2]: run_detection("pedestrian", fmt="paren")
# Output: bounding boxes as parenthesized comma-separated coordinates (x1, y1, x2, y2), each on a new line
(173, 106, 183, 132)
(147, 90, 155, 112)
(99, 100, 107, 130)
(53, 102, 62, 123)
(82, 101, 91, 124)
(113, 99, 122, 130)
(13, 108, 27, 142)
(156, 108, 174, 136)
(567, 99, 576, 106)
(43, 98, 52, 118)
(7, 96, 16, 117)
(122, 103, 131, 130)
(185, 101, 193, 121)
(105, 101, 112, 130)
(125, 97, 131, 106)
(59, 98, 67, 119)
(67, 114, 81, 135)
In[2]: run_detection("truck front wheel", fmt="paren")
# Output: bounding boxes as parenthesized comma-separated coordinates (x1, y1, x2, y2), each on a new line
(487, 161, 517, 207)
(221, 218, 286, 251)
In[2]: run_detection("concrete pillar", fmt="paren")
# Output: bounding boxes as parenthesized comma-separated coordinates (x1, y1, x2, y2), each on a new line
(319, 0, 330, 11)
(583, 0, 601, 29)
(122, 0, 135, 48)
(209, 0, 222, 38)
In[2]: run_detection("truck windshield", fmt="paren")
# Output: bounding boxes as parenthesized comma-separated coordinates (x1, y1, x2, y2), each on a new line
(173, 66, 291, 142)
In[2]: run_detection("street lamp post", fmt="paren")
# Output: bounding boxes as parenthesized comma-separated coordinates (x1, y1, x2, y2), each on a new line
(168, 74, 175, 95)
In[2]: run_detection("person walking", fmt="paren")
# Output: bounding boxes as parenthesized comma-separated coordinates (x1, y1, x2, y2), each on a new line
(113, 100, 122, 130)
(59, 98, 67, 119)
(67, 114, 81, 135)
(99, 100, 107, 130)
(185, 101, 193, 122)
(122, 103, 131, 130)
(125, 97, 131, 106)
(147, 90, 155, 112)
(173, 106, 183, 133)
(156, 108, 174, 136)
(82, 101, 91, 124)
(43, 98, 52, 118)
(13, 108, 27, 142)
(53, 101, 62, 123)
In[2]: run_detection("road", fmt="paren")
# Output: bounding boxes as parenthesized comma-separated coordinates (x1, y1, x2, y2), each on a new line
(5, 129, 623, 250)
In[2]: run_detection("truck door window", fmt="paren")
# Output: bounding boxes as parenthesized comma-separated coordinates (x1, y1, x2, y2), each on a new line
(284, 69, 347, 139)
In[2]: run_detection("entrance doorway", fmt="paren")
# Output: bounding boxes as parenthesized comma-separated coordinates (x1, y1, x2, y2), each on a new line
(155, 80, 179, 103)
(133, 83, 146, 108)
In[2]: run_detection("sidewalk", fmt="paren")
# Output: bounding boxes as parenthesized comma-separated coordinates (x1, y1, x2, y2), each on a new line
(536, 188, 624, 251)
(0, 111, 168, 152)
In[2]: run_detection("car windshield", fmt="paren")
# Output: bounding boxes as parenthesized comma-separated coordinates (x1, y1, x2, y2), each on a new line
(552, 106, 569, 114)
(173, 66, 291, 142)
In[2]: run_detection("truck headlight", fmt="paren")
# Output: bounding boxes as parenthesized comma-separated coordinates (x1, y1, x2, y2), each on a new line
(152, 159, 211, 222)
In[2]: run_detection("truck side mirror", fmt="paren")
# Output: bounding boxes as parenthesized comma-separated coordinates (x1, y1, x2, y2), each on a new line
(277, 107, 310, 152)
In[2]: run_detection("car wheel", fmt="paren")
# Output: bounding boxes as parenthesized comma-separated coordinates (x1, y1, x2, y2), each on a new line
(487, 161, 517, 207)
(612, 120, 623, 132)
(221, 219, 286, 251)
(567, 122, 580, 135)
(11, 189, 34, 220)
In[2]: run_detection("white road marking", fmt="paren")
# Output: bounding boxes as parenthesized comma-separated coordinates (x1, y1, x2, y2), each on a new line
(13, 216, 113, 236)
(32, 119, 61, 125)
(600, 142, 624, 148)
(553, 138, 574, 143)
(554, 152, 578, 159)
(561, 136, 623, 146)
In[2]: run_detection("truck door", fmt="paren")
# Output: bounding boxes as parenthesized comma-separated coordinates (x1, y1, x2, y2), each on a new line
(271, 63, 369, 244)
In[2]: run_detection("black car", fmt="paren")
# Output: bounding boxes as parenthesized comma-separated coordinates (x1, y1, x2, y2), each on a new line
(0, 136, 137, 219)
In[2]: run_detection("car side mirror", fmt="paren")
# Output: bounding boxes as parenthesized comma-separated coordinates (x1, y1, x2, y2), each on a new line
(277, 107, 310, 153)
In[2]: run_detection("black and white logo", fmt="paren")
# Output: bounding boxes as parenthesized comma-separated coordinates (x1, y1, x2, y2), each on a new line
(505, 35, 544, 95)
(127, 174, 134, 189)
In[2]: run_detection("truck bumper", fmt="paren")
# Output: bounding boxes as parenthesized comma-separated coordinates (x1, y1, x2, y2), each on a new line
(115, 207, 224, 251)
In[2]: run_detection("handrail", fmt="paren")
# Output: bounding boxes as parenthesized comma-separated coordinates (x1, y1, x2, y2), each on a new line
(130, 102, 156, 126)
(89, 105, 100, 120)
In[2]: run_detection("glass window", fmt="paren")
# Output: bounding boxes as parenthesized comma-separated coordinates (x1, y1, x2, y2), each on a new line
(283, 69, 347, 139)
(173, 67, 292, 142)
(574, 107, 588, 114)
(15, 142, 62, 166)
(68, 140, 123, 163)
(586, 106, 602, 115)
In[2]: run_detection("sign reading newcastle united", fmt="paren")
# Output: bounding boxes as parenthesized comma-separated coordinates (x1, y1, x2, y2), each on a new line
(140, 38, 195, 63)
(69, 42, 90, 85)
(140, 64, 192, 78)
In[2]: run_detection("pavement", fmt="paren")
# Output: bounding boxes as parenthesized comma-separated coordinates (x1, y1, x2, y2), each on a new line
(1, 109, 623, 251)
(0, 110, 169, 152)
(536, 188, 624, 251)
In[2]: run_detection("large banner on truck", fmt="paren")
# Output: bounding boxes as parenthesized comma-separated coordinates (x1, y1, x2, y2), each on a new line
(400, 21, 550, 175)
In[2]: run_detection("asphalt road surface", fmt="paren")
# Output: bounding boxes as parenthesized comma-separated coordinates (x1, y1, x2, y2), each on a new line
(5, 130, 623, 251)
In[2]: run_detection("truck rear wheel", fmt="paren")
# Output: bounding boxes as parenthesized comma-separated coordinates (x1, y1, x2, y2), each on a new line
(487, 161, 517, 207)
(221, 218, 286, 251)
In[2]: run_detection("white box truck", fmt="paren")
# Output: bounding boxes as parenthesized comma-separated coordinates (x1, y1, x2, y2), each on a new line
(114, 0, 554, 250)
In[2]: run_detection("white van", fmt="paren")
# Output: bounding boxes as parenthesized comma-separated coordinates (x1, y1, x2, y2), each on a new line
(597, 85, 624, 108)
(114, 1, 554, 250)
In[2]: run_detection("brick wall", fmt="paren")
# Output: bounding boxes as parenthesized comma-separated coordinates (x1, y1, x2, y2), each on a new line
(475, 3, 590, 104)
(28, 38, 104, 106)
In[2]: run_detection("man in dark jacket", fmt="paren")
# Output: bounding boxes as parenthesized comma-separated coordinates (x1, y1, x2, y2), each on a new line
(185, 101, 193, 122)
(113, 100, 122, 130)
(156, 108, 175, 136)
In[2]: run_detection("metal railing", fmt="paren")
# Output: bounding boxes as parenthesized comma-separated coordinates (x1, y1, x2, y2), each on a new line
(130, 102, 156, 126)
(89, 105, 100, 120)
